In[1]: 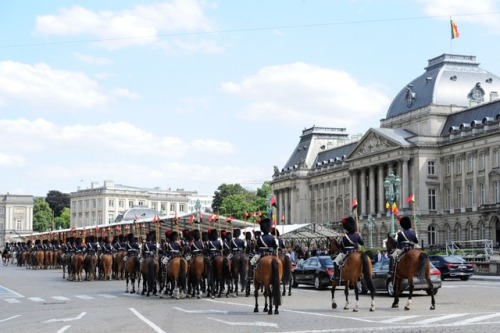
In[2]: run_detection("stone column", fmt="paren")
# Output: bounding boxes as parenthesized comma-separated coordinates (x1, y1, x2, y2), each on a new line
(369, 166, 376, 216)
(377, 165, 385, 217)
(360, 168, 367, 216)
(401, 157, 410, 209)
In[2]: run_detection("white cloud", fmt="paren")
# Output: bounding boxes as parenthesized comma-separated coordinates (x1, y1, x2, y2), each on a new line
(34, 1, 219, 51)
(191, 139, 234, 155)
(74, 53, 113, 65)
(0, 152, 25, 167)
(222, 62, 390, 129)
(418, 0, 500, 30)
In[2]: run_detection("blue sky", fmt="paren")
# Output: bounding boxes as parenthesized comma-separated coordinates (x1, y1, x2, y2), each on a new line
(1, 0, 499, 197)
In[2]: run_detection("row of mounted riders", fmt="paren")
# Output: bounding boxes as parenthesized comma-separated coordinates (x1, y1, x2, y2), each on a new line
(1, 227, 294, 303)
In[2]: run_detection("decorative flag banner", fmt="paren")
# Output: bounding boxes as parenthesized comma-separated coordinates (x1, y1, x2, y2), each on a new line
(392, 202, 399, 215)
(405, 193, 415, 204)
(114, 225, 121, 231)
(243, 211, 249, 220)
(451, 19, 460, 39)
(173, 213, 178, 225)
(269, 195, 278, 208)
(281, 214, 285, 222)
(188, 214, 194, 224)
(226, 216, 234, 224)
(352, 198, 358, 211)
(134, 215, 138, 222)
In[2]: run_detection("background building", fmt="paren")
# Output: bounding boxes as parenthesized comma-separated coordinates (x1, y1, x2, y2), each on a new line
(0, 194, 34, 247)
(69, 180, 212, 228)
(272, 54, 500, 249)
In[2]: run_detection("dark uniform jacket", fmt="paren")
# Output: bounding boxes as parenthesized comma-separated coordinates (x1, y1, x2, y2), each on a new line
(256, 234, 277, 255)
(396, 229, 419, 249)
(340, 232, 364, 253)
(190, 240, 205, 255)
(207, 239, 222, 257)
(166, 241, 182, 257)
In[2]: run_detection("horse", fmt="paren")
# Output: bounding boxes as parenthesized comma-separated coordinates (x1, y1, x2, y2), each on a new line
(211, 255, 231, 298)
(188, 254, 212, 299)
(386, 234, 436, 310)
(100, 253, 113, 281)
(278, 253, 293, 296)
(230, 251, 248, 297)
(35, 250, 45, 270)
(253, 254, 283, 314)
(114, 249, 126, 280)
(165, 256, 189, 299)
(141, 256, 159, 297)
(2, 251, 11, 266)
(72, 252, 84, 282)
(84, 252, 98, 281)
(44, 249, 53, 269)
(329, 237, 375, 312)
(125, 252, 141, 294)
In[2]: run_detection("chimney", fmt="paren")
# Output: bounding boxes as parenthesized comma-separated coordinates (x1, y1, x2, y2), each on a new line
(490, 91, 499, 102)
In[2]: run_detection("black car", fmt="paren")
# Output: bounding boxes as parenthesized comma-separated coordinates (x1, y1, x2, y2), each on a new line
(292, 256, 334, 290)
(428, 255, 474, 281)
(362, 258, 442, 296)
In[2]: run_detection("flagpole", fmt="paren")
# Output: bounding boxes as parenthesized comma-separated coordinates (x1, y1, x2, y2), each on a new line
(412, 196, 417, 237)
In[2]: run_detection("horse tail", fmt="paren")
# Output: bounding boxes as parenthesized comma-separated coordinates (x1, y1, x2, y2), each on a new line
(148, 257, 155, 291)
(271, 258, 282, 306)
(239, 255, 247, 288)
(223, 256, 230, 281)
(283, 255, 291, 283)
(418, 252, 429, 279)
(179, 258, 187, 290)
(361, 252, 375, 293)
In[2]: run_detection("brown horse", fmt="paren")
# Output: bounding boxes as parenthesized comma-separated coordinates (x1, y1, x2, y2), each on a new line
(165, 257, 189, 299)
(230, 252, 248, 297)
(44, 250, 53, 269)
(125, 253, 141, 293)
(253, 255, 283, 314)
(72, 252, 84, 282)
(35, 250, 45, 270)
(189, 254, 212, 299)
(212, 255, 231, 298)
(2, 251, 11, 266)
(141, 256, 159, 297)
(114, 250, 126, 280)
(386, 234, 435, 310)
(329, 237, 375, 312)
(84, 253, 98, 281)
(101, 253, 113, 280)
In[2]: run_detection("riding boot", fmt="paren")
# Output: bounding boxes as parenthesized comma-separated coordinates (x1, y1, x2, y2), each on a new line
(388, 257, 394, 276)
(331, 263, 340, 282)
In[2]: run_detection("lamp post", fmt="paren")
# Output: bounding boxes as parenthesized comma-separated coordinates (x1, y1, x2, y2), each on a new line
(384, 170, 401, 235)
(194, 199, 201, 230)
(368, 216, 375, 248)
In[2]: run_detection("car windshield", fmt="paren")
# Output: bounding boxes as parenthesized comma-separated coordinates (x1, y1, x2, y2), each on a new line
(318, 256, 333, 267)
(445, 255, 466, 263)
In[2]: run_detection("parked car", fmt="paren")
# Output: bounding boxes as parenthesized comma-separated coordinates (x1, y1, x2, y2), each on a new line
(361, 258, 442, 296)
(428, 255, 474, 281)
(292, 256, 334, 290)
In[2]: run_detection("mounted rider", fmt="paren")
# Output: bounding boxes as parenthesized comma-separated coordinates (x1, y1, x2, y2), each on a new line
(123, 233, 139, 262)
(249, 218, 278, 266)
(207, 229, 223, 259)
(331, 216, 364, 282)
(163, 231, 182, 266)
(389, 216, 419, 275)
(2, 242, 11, 256)
(142, 231, 157, 258)
(189, 229, 205, 257)
(230, 228, 246, 254)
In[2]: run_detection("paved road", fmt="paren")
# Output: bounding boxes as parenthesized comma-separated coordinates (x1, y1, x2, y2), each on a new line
(1, 265, 500, 332)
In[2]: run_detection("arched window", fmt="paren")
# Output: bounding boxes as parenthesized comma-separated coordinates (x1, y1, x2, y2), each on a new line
(445, 224, 452, 242)
(428, 225, 437, 245)
(466, 222, 473, 241)
(478, 221, 485, 239)
(456, 224, 462, 241)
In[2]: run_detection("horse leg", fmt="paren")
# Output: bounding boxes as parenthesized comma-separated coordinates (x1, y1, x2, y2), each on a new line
(253, 282, 260, 313)
(263, 288, 269, 313)
(391, 277, 400, 308)
(331, 281, 338, 309)
(427, 275, 436, 310)
(405, 278, 414, 310)
(352, 280, 359, 312)
(343, 284, 350, 310)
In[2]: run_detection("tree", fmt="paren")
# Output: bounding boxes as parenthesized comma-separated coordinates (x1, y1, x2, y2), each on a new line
(46, 190, 70, 217)
(33, 197, 53, 232)
(212, 183, 248, 212)
(54, 207, 70, 230)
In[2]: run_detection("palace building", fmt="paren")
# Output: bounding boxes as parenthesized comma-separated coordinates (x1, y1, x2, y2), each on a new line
(271, 54, 500, 248)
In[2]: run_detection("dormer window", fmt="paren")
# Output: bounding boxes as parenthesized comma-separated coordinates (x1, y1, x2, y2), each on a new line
(468, 82, 485, 102)
(405, 86, 416, 108)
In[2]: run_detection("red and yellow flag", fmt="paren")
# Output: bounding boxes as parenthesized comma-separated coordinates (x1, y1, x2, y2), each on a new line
(451, 19, 460, 39)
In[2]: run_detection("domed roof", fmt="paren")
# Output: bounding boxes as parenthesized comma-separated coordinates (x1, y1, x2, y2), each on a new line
(386, 54, 500, 119)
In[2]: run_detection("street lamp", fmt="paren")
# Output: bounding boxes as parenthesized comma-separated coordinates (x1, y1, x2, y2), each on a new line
(368, 216, 375, 248)
(384, 170, 401, 235)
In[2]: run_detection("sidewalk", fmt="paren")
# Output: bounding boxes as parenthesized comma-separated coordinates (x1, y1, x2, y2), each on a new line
(470, 274, 500, 282)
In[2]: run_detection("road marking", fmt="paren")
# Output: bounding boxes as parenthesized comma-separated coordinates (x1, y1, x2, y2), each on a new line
(451, 312, 500, 325)
(28, 297, 45, 302)
(207, 317, 278, 327)
(0, 285, 24, 298)
(56, 325, 71, 333)
(379, 315, 418, 323)
(5, 296, 22, 304)
(0, 315, 21, 323)
(413, 313, 469, 324)
(43, 312, 87, 323)
(129, 308, 165, 333)
(52, 296, 71, 301)
(97, 294, 117, 298)
(174, 307, 228, 314)
(75, 295, 94, 300)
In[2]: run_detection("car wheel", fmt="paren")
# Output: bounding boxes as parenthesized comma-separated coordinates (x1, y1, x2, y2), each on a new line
(387, 279, 395, 296)
(460, 276, 470, 281)
(426, 288, 438, 296)
(314, 275, 322, 290)
(292, 276, 298, 288)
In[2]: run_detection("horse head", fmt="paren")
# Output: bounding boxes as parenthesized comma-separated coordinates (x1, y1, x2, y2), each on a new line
(385, 233, 397, 253)
(329, 236, 342, 255)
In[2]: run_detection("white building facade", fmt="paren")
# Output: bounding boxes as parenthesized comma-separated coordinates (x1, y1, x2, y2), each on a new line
(0, 194, 34, 247)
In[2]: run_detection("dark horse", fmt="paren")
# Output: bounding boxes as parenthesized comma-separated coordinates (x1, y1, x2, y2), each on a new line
(125, 252, 141, 294)
(230, 252, 248, 297)
(278, 253, 292, 296)
(329, 237, 375, 312)
(189, 254, 212, 299)
(212, 255, 231, 298)
(141, 256, 159, 297)
(253, 255, 283, 315)
(2, 250, 11, 266)
(386, 234, 436, 310)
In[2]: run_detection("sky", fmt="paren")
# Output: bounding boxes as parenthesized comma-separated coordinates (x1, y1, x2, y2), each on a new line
(1, 0, 500, 198)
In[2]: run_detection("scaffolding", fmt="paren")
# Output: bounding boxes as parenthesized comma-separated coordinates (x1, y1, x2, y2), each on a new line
(445, 239, 494, 262)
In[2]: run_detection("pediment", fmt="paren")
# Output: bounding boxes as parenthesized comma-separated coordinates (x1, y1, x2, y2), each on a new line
(351, 132, 397, 157)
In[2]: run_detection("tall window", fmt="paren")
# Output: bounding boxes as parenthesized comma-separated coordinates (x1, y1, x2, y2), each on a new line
(108, 199, 114, 208)
(479, 154, 485, 170)
(479, 222, 485, 239)
(428, 189, 436, 210)
(494, 150, 499, 168)
(494, 181, 500, 204)
(428, 161, 436, 175)
(92, 199, 96, 209)
(128, 200, 134, 208)
(480, 183, 485, 205)
(179, 204, 185, 212)
(456, 224, 462, 241)
(468, 155, 473, 172)
(446, 160, 451, 175)
(467, 185, 473, 207)
(446, 188, 451, 209)
(16, 219, 22, 230)
(108, 213, 114, 223)
(456, 158, 462, 174)
(0, 207, 4, 214)
(170, 204, 176, 212)
(457, 186, 462, 207)
(428, 225, 436, 245)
